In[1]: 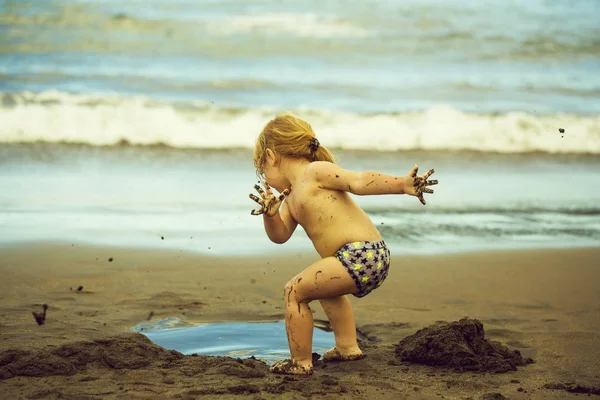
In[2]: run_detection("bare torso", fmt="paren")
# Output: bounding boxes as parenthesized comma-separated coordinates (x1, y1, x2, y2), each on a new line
(285, 166, 382, 258)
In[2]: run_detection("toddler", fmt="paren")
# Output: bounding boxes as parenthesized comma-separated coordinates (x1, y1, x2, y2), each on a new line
(249, 113, 437, 375)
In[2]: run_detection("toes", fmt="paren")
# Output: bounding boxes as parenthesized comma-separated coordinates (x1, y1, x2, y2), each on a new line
(323, 347, 365, 362)
(269, 360, 312, 375)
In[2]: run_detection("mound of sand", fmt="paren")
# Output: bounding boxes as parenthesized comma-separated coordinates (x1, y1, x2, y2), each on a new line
(395, 318, 534, 373)
(0, 333, 268, 381)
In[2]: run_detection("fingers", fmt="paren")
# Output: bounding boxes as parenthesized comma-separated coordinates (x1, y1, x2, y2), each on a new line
(249, 193, 263, 205)
(251, 185, 267, 215)
(412, 167, 436, 205)
(409, 164, 419, 178)
(263, 180, 273, 195)
(251, 183, 289, 216)
(254, 184, 267, 198)
(272, 189, 289, 206)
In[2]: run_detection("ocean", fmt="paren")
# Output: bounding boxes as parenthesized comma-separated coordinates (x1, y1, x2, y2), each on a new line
(1, 0, 599, 256)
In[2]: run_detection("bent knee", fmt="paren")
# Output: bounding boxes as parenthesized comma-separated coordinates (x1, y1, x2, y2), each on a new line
(283, 278, 309, 303)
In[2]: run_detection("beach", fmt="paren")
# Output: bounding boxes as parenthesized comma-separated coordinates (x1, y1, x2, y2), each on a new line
(2, 0, 600, 398)
(0, 146, 598, 399)
(1, 243, 599, 399)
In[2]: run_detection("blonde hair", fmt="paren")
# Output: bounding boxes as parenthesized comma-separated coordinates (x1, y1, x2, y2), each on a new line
(253, 113, 335, 174)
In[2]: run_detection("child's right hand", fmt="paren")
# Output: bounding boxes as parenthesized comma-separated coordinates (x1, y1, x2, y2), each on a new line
(249, 181, 289, 216)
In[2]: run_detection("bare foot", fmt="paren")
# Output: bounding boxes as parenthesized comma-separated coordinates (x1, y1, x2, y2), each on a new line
(269, 359, 313, 375)
(323, 346, 365, 362)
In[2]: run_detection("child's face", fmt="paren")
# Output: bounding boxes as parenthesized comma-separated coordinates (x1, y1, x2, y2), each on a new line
(262, 149, 286, 192)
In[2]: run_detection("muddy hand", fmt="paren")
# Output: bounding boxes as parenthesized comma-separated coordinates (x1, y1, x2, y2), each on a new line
(407, 164, 438, 205)
(249, 181, 289, 216)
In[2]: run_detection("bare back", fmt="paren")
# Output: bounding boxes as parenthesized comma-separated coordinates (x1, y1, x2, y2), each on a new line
(284, 165, 382, 257)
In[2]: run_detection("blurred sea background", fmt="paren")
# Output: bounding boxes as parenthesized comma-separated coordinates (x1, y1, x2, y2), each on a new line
(1, 0, 599, 255)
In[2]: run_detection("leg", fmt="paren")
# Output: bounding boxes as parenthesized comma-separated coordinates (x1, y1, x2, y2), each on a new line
(270, 257, 358, 375)
(319, 296, 364, 361)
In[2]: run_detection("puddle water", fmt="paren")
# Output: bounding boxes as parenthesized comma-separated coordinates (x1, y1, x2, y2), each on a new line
(134, 318, 335, 365)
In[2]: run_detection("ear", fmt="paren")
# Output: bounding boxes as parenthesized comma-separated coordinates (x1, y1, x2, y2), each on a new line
(265, 148, 279, 166)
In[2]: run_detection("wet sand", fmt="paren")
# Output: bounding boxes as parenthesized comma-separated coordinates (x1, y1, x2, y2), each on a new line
(1, 243, 599, 399)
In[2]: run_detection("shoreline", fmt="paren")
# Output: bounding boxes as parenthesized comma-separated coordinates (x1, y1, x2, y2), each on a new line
(2, 238, 600, 260)
(1, 242, 599, 398)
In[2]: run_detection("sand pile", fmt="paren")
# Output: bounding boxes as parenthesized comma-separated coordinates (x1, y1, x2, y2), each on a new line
(0, 333, 268, 381)
(395, 318, 534, 373)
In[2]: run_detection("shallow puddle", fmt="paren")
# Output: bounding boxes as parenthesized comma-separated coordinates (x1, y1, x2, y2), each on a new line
(134, 319, 335, 365)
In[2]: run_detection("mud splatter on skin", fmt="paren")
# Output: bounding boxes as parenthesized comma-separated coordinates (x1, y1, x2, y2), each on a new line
(286, 287, 304, 351)
(249, 182, 289, 216)
(409, 166, 438, 206)
(290, 336, 301, 352)
(294, 289, 300, 314)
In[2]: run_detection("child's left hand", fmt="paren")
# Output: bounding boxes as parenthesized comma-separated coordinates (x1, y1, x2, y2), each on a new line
(249, 181, 289, 216)
(405, 164, 438, 205)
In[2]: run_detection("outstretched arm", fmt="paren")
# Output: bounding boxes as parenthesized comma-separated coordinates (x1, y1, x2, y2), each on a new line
(307, 162, 438, 204)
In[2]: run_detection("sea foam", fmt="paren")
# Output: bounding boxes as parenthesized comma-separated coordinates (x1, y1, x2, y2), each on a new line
(1, 91, 598, 154)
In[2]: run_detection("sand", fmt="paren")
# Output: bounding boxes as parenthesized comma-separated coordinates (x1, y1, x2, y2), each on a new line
(1, 242, 599, 399)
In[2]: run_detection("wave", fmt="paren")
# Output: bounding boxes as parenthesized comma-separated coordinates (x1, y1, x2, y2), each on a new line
(364, 206, 600, 216)
(0, 6, 370, 40)
(6, 70, 599, 100)
(1, 91, 599, 154)
(205, 13, 371, 39)
(2, 3, 599, 61)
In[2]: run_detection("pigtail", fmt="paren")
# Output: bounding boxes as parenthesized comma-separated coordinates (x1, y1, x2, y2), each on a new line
(308, 137, 335, 163)
(256, 112, 336, 164)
